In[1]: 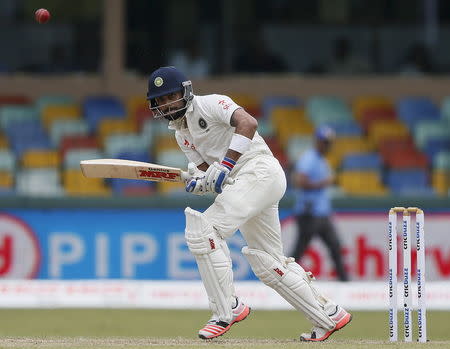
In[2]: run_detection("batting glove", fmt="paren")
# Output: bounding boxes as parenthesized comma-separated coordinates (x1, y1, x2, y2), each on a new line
(185, 163, 207, 195)
(204, 157, 235, 194)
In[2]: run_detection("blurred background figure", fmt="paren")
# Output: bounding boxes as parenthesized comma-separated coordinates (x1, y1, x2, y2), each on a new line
(291, 126, 349, 281)
(327, 36, 372, 75)
(398, 42, 435, 76)
(234, 31, 288, 73)
(168, 39, 210, 78)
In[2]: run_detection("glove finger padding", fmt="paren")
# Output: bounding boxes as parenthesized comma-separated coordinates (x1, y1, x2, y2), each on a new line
(205, 162, 230, 194)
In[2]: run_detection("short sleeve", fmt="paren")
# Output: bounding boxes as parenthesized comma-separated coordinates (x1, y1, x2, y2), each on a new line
(175, 131, 204, 166)
(295, 151, 313, 176)
(201, 94, 242, 125)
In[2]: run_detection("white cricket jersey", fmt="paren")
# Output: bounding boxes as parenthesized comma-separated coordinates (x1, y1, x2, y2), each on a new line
(171, 94, 273, 171)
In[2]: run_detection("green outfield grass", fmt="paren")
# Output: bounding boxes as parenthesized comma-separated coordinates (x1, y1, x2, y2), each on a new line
(0, 309, 448, 348)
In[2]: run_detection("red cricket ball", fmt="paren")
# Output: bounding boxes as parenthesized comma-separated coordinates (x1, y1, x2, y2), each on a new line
(35, 8, 51, 24)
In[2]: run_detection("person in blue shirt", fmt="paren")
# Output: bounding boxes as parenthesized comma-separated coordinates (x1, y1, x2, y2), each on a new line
(292, 125, 349, 281)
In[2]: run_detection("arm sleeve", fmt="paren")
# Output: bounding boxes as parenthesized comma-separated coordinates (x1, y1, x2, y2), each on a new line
(202, 94, 242, 125)
(175, 131, 205, 166)
(295, 152, 312, 176)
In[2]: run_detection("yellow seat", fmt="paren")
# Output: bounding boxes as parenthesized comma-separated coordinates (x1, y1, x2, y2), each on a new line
(352, 96, 394, 120)
(98, 119, 137, 145)
(0, 172, 13, 188)
(157, 181, 185, 194)
(42, 105, 80, 129)
(154, 135, 180, 152)
(0, 134, 9, 149)
(21, 150, 60, 168)
(368, 120, 409, 147)
(338, 170, 388, 196)
(432, 170, 449, 195)
(63, 169, 111, 196)
(326, 137, 373, 169)
(228, 94, 259, 109)
(127, 95, 148, 118)
(271, 108, 314, 147)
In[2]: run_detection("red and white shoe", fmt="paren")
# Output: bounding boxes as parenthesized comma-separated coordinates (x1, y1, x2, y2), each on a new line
(198, 298, 251, 339)
(300, 305, 352, 342)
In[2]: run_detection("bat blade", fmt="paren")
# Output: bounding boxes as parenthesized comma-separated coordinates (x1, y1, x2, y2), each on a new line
(80, 159, 184, 182)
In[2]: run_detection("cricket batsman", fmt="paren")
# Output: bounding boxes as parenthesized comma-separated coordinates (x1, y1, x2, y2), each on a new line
(146, 66, 352, 341)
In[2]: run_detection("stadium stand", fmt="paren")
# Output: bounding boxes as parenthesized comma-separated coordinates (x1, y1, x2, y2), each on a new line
(0, 92, 447, 197)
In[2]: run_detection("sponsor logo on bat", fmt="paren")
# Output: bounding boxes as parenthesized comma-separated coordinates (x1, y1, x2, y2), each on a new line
(138, 168, 179, 181)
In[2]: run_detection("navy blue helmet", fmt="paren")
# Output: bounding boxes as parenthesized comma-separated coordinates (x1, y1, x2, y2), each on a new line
(146, 66, 193, 120)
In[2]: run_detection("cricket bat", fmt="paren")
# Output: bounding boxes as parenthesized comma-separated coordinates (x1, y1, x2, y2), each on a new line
(80, 159, 234, 184)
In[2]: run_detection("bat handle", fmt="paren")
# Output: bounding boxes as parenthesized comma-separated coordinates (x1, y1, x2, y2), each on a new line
(181, 171, 235, 185)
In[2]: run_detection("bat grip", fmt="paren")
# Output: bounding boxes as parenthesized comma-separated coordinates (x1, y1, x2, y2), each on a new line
(181, 171, 235, 185)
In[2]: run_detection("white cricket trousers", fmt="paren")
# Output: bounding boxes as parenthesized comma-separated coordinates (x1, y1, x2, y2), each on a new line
(204, 154, 287, 259)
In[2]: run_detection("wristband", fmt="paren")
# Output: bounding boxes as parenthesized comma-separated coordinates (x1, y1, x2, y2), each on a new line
(229, 133, 252, 154)
(221, 157, 236, 171)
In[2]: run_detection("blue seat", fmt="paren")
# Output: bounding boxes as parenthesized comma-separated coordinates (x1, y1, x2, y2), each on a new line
(115, 151, 151, 163)
(423, 139, 450, 162)
(342, 152, 381, 170)
(386, 169, 431, 195)
(397, 97, 440, 129)
(83, 96, 126, 131)
(261, 96, 301, 119)
(327, 121, 362, 136)
(109, 178, 153, 195)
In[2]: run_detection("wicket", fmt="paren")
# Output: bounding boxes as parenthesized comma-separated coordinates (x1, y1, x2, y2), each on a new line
(388, 207, 427, 342)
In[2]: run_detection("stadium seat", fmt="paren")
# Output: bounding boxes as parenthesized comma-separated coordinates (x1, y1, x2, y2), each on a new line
(0, 106, 39, 130)
(41, 105, 80, 129)
(0, 95, 31, 106)
(154, 135, 181, 153)
(397, 97, 440, 125)
(326, 137, 373, 169)
(64, 149, 103, 169)
(270, 107, 314, 146)
(50, 119, 89, 146)
(63, 169, 111, 196)
(352, 96, 394, 120)
(413, 120, 450, 150)
(60, 136, 99, 158)
(360, 107, 397, 131)
(338, 170, 387, 196)
(341, 152, 381, 170)
(423, 139, 450, 163)
(286, 136, 314, 165)
(256, 119, 274, 138)
(21, 150, 60, 168)
(386, 169, 432, 195)
(306, 96, 353, 124)
(0, 133, 9, 149)
(155, 149, 188, 168)
(83, 96, 126, 131)
(326, 121, 362, 136)
(261, 96, 301, 119)
(35, 95, 74, 111)
(432, 170, 449, 196)
(228, 94, 261, 117)
(368, 120, 409, 147)
(109, 178, 154, 196)
(442, 96, 450, 124)
(104, 134, 150, 158)
(16, 168, 64, 197)
(0, 171, 13, 189)
(0, 150, 15, 172)
(98, 118, 137, 144)
(434, 151, 450, 170)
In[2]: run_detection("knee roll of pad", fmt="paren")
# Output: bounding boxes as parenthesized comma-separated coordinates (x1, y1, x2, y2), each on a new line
(242, 246, 335, 330)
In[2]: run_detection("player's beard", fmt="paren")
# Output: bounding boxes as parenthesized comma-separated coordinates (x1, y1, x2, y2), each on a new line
(163, 108, 186, 121)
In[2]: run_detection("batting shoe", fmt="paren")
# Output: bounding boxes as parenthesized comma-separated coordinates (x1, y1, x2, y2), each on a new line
(300, 305, 352, 342)
(198, 298, 251, 339)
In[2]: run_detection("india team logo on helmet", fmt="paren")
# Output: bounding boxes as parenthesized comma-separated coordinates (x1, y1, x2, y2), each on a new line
(154, 77, 163, 87)
(146, 66, 194, 120)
